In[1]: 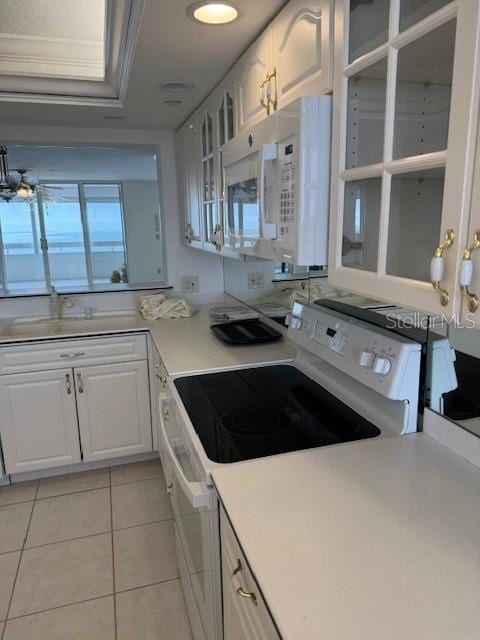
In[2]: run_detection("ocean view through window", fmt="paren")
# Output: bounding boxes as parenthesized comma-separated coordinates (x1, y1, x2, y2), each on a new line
(0, 182, 127, 294)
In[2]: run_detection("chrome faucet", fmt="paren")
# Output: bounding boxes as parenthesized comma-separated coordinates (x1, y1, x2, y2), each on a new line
(50, 287, 74, 320)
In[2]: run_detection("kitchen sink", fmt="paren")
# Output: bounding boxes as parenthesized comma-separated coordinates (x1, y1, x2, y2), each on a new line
(0, 314, 141, 338)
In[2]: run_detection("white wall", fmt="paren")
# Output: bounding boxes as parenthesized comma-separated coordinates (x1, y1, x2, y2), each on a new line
(0, 125, 224, 317)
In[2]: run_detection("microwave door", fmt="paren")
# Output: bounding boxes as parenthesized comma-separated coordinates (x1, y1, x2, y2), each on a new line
(259, 143, 278, 240)
(227, 178, 260, 251)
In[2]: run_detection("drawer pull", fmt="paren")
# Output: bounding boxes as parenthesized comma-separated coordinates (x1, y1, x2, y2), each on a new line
(232, 559, 242, 577)
(77, 372, 84, 393)
(60, 352, 86, 359)
(65, 373, 72, 395)
(236, 587, 257, 606)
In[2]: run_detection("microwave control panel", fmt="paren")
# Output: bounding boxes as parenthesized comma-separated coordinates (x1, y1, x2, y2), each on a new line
(278, 134, 297, 240)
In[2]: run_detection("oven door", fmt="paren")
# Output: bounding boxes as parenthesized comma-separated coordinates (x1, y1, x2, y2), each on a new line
(158, 395, 221, 640)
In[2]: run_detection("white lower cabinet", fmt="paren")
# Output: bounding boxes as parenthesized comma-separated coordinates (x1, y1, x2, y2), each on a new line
(0, 368, 81, 474)
(221, 507, 280, 640)
(75, 361, 152, 462)
(0, 334, 153, 475)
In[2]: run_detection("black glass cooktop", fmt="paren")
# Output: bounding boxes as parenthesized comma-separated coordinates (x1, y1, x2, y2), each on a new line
(174, 365, 381, 464)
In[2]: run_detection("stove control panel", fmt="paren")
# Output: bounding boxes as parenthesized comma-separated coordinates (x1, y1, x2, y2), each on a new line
(288, 303, 421, 401)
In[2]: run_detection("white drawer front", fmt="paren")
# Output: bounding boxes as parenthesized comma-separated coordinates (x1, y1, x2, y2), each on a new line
(0, 333, 147, 373)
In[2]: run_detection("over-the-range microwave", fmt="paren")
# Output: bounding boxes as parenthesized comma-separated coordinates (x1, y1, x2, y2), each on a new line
(222, 95, 331, 265)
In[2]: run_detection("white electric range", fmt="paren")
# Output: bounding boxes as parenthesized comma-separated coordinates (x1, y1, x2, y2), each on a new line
(157, 302, 425, 640)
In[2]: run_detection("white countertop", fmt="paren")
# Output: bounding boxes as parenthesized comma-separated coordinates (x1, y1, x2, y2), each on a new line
(213, 434, 480, 640)
(0, 304, 296, 376)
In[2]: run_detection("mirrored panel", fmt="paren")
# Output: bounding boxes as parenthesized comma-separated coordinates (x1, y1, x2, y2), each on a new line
(427, 321, 480, 440)
(224, 256, 315, 326)
(0, 144, 164, 296)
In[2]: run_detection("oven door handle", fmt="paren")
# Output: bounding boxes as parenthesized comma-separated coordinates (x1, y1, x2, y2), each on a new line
(158, 396, 211, 509)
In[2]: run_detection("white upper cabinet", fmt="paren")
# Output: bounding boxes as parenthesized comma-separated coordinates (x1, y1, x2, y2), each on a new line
(177, 0, 334, 255)
(235, 28, 273, 131)
(272, 0, 333, 110)
(328, 0, 480, 316)
(177, 114, 203, 249)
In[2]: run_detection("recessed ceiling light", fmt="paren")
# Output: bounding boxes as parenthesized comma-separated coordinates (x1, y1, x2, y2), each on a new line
(187, 1, 239, 25)
(160, 81, 194, 93)
(163, 99, 183, 107)
(103, 115, 128, 120)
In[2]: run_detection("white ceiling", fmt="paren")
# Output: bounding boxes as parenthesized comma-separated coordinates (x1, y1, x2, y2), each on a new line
(0, 0, 105, 40)
(0, 0, 287, 131)
(6, 145, 158, 182)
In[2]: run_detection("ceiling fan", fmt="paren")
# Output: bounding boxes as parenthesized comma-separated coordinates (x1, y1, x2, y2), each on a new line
(0, 146, 63, 203)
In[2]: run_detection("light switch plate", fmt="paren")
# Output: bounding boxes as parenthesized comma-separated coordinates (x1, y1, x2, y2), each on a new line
(181, 275, 199, 293)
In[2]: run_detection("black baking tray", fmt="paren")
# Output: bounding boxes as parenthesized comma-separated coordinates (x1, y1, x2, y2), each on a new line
(210, 319, 283, 345)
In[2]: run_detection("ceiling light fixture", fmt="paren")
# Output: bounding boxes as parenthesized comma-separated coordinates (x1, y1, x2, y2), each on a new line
(163, 99, 183, 107)
(188, 1, 239, 25)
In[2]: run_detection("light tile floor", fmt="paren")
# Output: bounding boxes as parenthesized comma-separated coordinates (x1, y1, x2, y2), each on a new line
(0, 459, 193, 640)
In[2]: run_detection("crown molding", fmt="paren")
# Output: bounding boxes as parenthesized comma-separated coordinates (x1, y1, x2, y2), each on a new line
(0, 0, 146, 107)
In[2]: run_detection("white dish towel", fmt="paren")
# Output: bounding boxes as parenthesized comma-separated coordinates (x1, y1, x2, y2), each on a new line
(138, 294, 194, 319)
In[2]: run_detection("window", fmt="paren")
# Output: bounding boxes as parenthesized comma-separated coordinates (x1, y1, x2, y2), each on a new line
(0, 182, 127, 294)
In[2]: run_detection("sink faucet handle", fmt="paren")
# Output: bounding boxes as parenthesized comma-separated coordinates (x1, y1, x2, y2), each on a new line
(63, 296, 74, 309)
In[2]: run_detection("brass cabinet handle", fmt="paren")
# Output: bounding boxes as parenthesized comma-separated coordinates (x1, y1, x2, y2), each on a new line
(236, 586, 257, 606)
(460, 229, 480, 312)
(260, 68, 278, 115)
(430, 229, 455, 306)
(65, 373, 72, 395)
(77, 372, 84, 394)
(232, 559, 242, 577)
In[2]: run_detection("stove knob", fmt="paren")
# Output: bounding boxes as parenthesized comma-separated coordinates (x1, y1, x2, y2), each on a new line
(358, 350, 375, 368)
(373, 356, 391, 375)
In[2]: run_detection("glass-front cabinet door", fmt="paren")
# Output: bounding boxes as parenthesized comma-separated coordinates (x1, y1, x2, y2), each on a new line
(200, 109, 221, 252)
(329, 0, 480, 315)
(215, 85, 237, 256)
(179, 114, 203, 250)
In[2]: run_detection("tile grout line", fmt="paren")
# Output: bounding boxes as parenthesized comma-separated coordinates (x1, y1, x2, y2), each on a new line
(109, 467, 118, 640)
(3, 574, 182, 626)
(1, 479, 39, 640)
(5, 515, 175, 555)
(0, 473, 164, 507)
(4, 594, 115, 624)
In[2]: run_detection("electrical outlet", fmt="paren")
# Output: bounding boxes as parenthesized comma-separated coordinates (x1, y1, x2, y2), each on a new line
(181, 275, 199, 293)
(248, 272, 265, 289)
